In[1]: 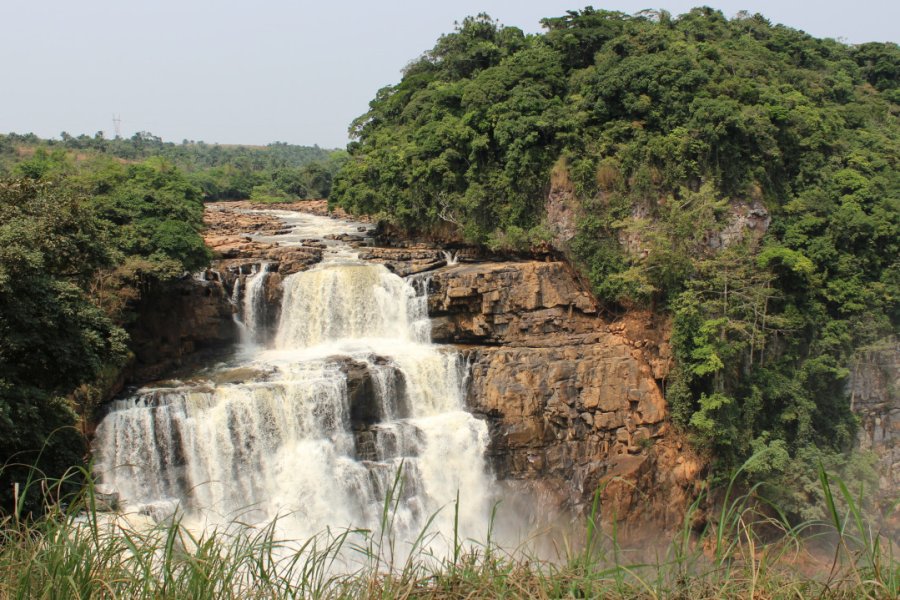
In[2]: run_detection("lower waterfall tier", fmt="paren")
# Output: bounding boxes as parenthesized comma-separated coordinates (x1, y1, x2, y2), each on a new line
(96, 345, 492, 548)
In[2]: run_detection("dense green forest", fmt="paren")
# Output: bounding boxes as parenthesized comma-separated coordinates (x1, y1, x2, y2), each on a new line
(0, 132, 347, 202)
(0, 148, 219, 508)
(331, 8, 899, 513)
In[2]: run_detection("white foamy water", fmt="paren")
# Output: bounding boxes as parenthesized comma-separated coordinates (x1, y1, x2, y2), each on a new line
(236, 262, 271, 345)
(93, 210, 493, 557)
(276, 264, 429, 348)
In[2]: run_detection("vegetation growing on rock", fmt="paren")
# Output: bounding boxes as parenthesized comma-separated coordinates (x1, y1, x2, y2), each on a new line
(331, 7, 899, 513)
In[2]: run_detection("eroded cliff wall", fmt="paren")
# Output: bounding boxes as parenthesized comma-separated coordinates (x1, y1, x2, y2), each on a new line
(125, 277, 237, 383)
(427, 261, 703, 532)
(850, 339, 899, 520)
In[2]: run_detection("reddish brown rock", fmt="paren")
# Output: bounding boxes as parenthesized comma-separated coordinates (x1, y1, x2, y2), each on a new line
(429, 260, 701, 534)
(357, 246, 446, 276)
(428, 262, 598, 344)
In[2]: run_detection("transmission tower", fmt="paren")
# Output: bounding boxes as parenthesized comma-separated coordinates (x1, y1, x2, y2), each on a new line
(112, 114, 122, 139)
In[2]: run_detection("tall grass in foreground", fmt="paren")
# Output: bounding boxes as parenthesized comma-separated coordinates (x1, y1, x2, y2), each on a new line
(0, 460, 896, 599)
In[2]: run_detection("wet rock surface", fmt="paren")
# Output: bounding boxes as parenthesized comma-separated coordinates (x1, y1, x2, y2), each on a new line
(333, 356, 410, 428)
(204, 201, 326, 277)
(126, 278, 238, 382)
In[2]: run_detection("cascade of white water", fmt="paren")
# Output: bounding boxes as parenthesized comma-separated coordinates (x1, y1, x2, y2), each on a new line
(275, 263, 428, 349)
(94, 211, 493, 556)
(230, 272, 242, 306)
(227, 272, 245, 338)
(242, 262, 271, 344)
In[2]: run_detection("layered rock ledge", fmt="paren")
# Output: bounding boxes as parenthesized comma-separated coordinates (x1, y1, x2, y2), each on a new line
(424, 260, 699, 532)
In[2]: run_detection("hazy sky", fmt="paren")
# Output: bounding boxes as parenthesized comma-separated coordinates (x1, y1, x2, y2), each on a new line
(2, 1, 896, 148)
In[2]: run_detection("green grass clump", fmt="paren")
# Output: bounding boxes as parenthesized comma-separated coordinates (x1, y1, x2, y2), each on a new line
(0, 460, 897, 599)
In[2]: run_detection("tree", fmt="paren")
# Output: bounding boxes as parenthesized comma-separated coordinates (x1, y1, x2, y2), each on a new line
(0, 180, 128, 512)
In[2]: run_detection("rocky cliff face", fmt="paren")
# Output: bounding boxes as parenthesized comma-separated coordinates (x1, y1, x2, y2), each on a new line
(850, 339, 899, 520)
(426, 261, 702, 533)
(126, 277, 237, 382)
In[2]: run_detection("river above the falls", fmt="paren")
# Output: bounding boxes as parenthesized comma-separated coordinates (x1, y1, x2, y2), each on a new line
(93, 207, 496, 557)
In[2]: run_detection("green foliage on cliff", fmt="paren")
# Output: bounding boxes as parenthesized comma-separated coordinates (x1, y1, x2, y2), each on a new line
(332, 8, 899, 508)
(0, 155, 212, 511)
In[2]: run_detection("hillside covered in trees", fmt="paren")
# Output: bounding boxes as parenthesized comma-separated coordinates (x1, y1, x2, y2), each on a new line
(331, 7, 899, 512)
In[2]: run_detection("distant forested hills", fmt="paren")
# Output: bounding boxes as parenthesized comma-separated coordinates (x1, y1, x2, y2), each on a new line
(0, 132, 347, 202)
(331, 7, 899, 514)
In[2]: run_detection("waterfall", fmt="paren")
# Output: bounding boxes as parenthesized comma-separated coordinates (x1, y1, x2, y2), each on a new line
(241, 262, 271, 344)
(275, 264, 428, 348)
(93, 212, 493, 556)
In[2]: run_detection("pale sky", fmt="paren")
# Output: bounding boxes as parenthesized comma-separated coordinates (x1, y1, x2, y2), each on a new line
(1, 1, 896, 148)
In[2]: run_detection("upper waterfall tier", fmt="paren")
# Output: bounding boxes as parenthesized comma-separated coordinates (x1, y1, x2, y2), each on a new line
(275, 263, 430, 349)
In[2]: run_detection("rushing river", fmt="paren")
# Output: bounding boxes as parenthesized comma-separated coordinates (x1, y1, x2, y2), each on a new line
(93, 210, 494, 554)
